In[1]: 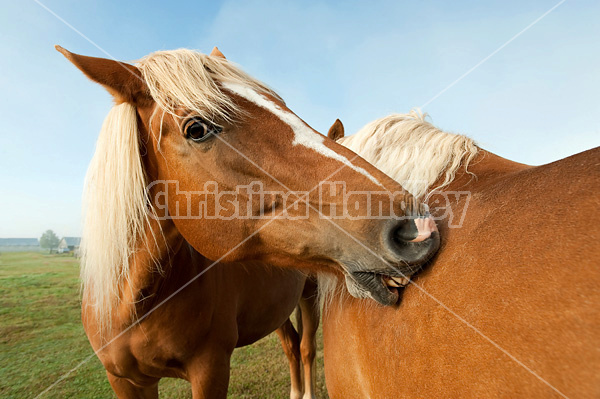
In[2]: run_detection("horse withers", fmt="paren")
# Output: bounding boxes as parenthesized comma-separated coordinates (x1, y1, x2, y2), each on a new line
(57, 47, 439, 399)
(322, 111, 600, 398)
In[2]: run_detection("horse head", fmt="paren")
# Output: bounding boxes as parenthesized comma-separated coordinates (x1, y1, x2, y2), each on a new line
(57, 46, 439, 306)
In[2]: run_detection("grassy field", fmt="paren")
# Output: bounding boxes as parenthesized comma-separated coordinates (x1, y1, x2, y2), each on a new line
(0, 252, 329, 398)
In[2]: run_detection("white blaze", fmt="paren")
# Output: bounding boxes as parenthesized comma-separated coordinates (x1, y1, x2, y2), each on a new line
(222, 82, 383, 187)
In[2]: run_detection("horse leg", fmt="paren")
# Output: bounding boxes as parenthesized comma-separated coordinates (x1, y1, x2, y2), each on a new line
(298, 278, 319, 399)
(276, 318, 304, 399)
(188, 347, 234, 399)
(106, 371, 159, 399)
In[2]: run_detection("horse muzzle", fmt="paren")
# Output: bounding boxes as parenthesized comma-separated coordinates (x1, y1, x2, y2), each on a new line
(342, 215, 440, 306)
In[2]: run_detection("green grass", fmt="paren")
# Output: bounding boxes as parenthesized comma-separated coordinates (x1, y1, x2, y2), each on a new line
(0, 252, 328, 398)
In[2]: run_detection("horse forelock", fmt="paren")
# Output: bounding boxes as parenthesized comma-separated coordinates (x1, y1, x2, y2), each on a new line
(338, 110, 479, 201)
(137, 48, 282, 123)
(80, 103, 150, 333)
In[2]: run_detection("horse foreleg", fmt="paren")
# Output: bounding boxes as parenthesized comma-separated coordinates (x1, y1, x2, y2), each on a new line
(276, 318, 304, 399)
(106, 371, 159, 399)
(188, 347, 233, 399)
(298, 278, 319, 399)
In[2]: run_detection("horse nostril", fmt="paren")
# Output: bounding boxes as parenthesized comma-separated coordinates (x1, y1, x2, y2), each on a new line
(384, 217, 439, 265)
(392, 219, 419, 243)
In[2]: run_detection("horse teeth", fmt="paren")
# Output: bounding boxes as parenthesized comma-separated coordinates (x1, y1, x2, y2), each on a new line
(385, 278, 400, 287)
(384, 276, 410, 287)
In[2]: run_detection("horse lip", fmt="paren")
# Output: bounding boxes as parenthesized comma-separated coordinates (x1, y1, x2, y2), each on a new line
(349, 248, 434, 305)
(338, 255, 420, 306)
(351, 271, 402, 306)
(382, 261, 422, 275)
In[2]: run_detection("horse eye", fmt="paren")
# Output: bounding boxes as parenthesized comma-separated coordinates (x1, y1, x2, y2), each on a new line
(185, 119, 208, 141)
(184, 118, 222, 142)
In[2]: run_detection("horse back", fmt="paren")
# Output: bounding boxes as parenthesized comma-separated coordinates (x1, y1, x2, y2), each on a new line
(323, 147, 600, 398)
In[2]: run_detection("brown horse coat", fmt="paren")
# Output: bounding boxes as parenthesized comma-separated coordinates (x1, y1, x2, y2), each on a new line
(324, 114, 600, 398)
(86, 217, 317, 398)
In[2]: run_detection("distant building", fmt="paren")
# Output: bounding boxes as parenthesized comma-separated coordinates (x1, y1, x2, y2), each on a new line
(58, 237, 81, 254)
(0, 238, 41, 252)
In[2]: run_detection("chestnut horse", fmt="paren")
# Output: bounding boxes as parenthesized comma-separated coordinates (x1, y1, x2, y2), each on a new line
(57, 48, 439, 399)
(322, 111, 600, 398)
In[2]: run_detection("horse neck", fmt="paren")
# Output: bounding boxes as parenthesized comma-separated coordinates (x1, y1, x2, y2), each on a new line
(423, 149, 531, 231)
(116, 216, 190, 322)
(433, 149, 531, 195)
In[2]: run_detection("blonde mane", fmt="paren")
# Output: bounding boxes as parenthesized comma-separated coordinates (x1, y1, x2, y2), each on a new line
(138, 48, 281, 123)
(338, 109, 479, 200)
(80, 49, 281, 331)
(321, 110, 479, 307)
(80, 103, 148, 332)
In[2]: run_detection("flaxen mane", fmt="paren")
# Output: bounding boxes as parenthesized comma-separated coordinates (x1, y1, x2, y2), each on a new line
(139, 48, 282, 123)
(80, 49, 281, 332)
(339, 110, 478, 200)
(320, 110, 479, 306)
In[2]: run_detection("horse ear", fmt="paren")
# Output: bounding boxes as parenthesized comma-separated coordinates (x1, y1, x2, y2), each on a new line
(210, 46, 226, 59)
(327, 119, 345, 141)
(55, 45, 150, 105)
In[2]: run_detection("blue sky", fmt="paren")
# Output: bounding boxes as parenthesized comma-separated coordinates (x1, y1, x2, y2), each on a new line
(0, 0, 598, 237)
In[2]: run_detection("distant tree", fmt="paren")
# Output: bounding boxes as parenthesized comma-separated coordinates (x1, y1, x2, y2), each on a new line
(40, 230, 60, 253)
